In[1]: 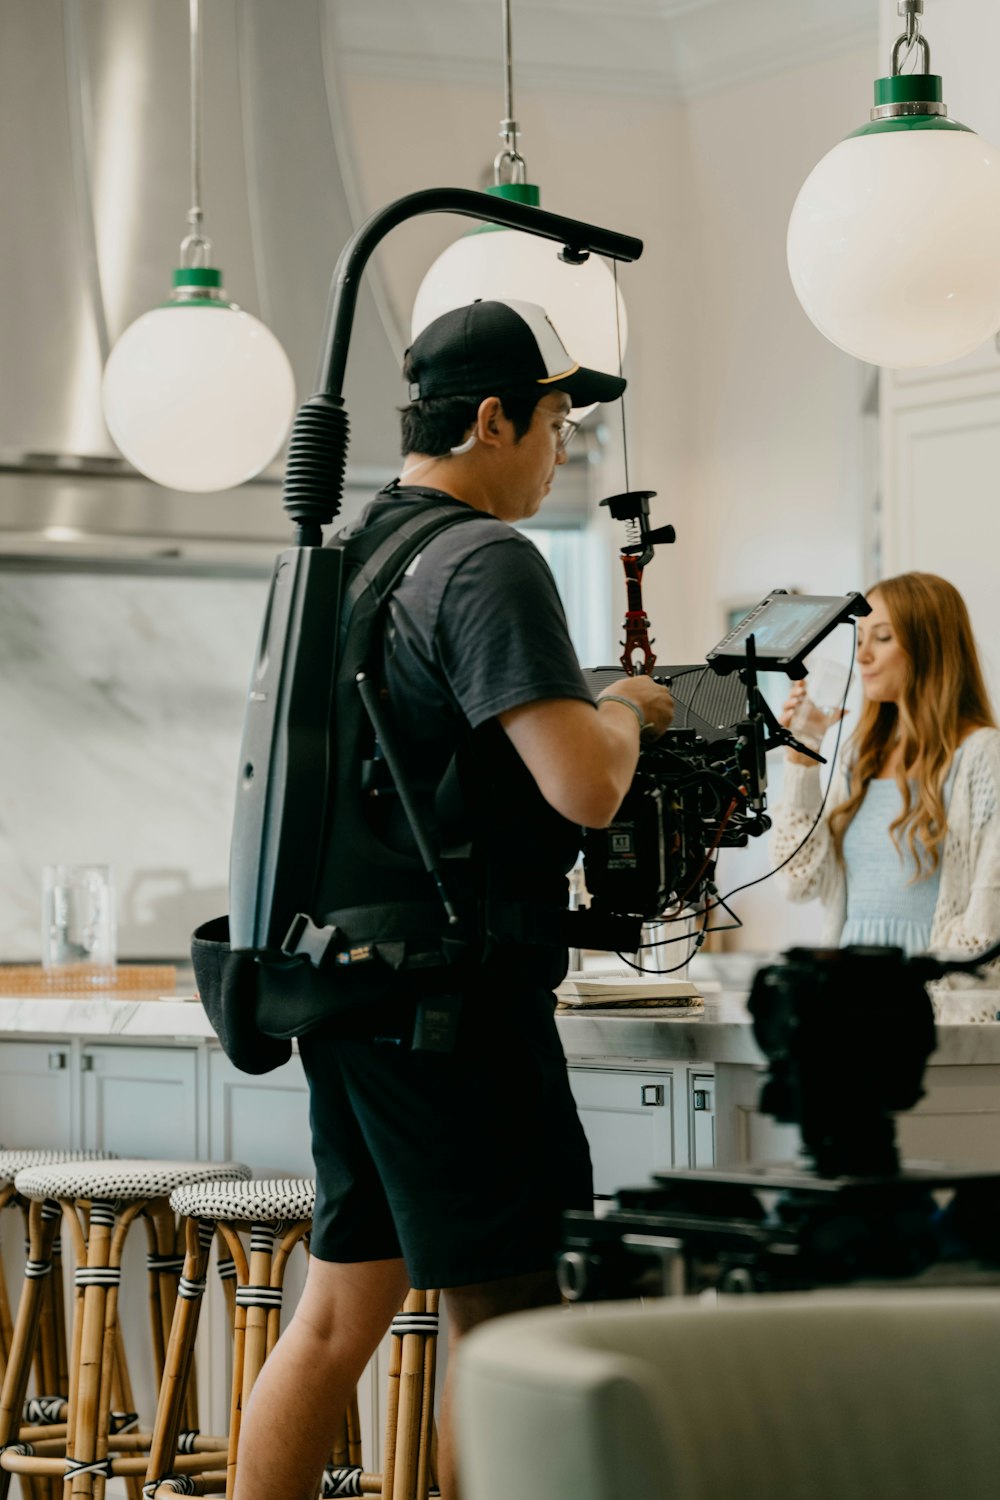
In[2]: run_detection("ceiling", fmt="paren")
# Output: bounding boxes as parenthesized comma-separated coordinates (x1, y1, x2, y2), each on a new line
(333, 0, 879, 100)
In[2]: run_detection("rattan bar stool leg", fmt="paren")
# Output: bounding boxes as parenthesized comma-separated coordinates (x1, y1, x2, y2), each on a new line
(64, 1197, 140, 1500)
(214, 1241, 236, 1340)
(0, 1198, 61, 1500)
(220, 1218, 310, 1500)
(215, 1225, 246, 1500)
(0, 1187, 16, 1377)
(389, 1290, 425, 1500)
(143, 1203, 202, 1444)
(142, 1216, 217, 1499)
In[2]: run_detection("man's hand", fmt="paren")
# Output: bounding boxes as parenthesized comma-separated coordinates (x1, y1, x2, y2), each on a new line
(497, 678, 674, 830)
(596, 676, 675, 741)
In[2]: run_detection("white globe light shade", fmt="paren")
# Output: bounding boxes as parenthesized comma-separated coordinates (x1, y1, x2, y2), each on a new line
(787, 129, 1000, 368)
(103, 304, 296, 491)
(412, 228, 627, 416)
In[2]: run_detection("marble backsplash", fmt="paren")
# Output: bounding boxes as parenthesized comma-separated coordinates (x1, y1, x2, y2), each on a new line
(0, 570, 270, 959)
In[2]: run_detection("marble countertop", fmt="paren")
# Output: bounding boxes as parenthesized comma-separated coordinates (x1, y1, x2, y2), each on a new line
(1, 990, 999, 1067)
(0, 993, 213, 1041)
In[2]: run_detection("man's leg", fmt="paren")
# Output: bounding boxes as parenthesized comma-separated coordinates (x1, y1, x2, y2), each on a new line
(232, 1253, 410, 1500)
(438, 1268, 562, 1500)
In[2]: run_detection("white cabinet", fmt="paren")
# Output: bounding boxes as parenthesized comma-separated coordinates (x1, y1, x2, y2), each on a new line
(688, 1072, 716, 1169)
(568, 1066, 676, 1195)
(81, 1044, 198, 1158)
(207, 1050, 313, 1175)
(0, 1040, 74, 1149)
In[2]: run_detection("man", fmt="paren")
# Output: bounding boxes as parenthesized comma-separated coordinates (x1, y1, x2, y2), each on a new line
(233, 299, 674, 1500)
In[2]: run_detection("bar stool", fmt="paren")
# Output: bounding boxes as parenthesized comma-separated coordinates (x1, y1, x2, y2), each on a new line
(0, 1150, 117, 1449)
(0, 1158, 250, 1500)
(146, 1179, 440, 1500)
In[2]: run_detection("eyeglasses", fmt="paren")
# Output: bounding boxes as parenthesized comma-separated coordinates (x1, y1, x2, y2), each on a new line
(556, 419, 578, 454)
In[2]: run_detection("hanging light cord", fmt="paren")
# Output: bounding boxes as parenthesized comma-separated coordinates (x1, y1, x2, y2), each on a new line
(892, 0, 930, 77)
(494, 0, 526, 186)
(180, 0, 212, 267)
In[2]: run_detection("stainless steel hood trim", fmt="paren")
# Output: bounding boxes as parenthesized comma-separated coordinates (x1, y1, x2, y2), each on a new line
(63, 0, 111, 366)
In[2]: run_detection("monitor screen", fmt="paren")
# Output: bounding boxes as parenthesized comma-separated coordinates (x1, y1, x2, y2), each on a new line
(708, 590, 867, 673)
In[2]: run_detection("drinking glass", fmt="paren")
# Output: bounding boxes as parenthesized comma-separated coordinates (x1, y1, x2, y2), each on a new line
(41, 864, 117, 971)
(789, 657, 850, 748)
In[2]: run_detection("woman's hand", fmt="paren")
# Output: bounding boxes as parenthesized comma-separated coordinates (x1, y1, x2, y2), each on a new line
(781, 681, 846, 768)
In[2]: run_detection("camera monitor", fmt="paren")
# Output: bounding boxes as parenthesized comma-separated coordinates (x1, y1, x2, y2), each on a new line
(707, 589, 869, 675)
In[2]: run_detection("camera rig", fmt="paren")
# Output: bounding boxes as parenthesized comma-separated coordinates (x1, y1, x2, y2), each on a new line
(577, 490, 869, 935)
(559, 939, 1000, 1301)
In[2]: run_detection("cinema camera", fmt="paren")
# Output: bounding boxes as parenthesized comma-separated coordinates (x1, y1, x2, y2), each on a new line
(559, 939, 1000, 1301)
(576, 489, 868, 937)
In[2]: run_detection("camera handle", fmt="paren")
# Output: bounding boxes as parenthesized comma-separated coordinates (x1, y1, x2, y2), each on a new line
(599, 490, 676, 675)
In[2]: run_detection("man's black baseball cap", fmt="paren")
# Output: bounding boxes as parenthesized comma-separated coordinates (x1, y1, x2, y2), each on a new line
(404, 299, 627, 407)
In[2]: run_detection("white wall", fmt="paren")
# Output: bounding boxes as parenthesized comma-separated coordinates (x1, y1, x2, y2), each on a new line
(338, 44, 877, 950)
(669, 46, 878, 950)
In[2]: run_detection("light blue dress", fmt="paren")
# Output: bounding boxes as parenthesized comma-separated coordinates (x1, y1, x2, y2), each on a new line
(840, 752, 962, 957)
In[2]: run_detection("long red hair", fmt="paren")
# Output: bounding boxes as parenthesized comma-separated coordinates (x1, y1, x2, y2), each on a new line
(828, 572, 995, 876)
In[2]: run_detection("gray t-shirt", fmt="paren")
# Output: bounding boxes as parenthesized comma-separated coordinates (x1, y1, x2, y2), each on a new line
(361, 485, 593, 911)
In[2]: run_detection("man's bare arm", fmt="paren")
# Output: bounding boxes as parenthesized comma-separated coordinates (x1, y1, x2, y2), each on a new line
(498, 679, 674, 828)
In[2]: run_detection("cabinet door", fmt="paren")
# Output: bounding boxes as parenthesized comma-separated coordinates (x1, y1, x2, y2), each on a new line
(207, 1049, 313, 1176)
(0, 1039, 74, 1149)
(81, 1045, 198, 1159)
(568, 1067, 673, 1196)
(688, 1072, 716, 1168)
(884, 392, 1000, 705)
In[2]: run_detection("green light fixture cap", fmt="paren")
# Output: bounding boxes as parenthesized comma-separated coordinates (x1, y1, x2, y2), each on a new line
(848, 74, 973, 138)
(473, 182, 541, 235)
(875, 73, 942, 107)
(172, 266, 224, 289)
(486, 182, 540, 208)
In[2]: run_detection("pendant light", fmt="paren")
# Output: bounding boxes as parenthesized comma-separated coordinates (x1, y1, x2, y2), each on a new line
(787, 0, 1000, 369)
(410, 0, 627, 414)
(102, 0, 295, 491)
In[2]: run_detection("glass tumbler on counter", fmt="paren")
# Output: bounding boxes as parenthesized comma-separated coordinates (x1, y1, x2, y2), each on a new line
(41, 864, 117, 975)
(788, 657, 851, 749)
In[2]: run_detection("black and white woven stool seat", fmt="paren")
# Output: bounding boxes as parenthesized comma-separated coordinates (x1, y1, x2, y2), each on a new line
(169, 1178, 315, 1223)
(0, 1148, 116, 1178)
(14, 1158, 251, 1202)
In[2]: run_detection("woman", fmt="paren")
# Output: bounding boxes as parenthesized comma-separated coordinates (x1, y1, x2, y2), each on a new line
(770, 572, 1000, 985)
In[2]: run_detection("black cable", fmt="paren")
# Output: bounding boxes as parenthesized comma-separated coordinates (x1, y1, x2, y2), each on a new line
(713, 889, 744, 931)
(663, 666, 711, 684)
(615, 896, 712, 975)
(683, 665, 713, 721)
(712, 622, 858, 908)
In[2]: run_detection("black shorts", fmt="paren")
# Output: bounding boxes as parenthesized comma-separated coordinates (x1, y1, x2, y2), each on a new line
(297, 983, 593, 1289)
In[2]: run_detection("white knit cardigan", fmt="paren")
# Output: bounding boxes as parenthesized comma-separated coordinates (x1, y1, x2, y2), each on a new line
(769, 727, 1000, 1002)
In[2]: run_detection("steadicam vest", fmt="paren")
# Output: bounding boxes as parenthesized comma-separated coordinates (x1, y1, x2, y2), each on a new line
(227, 493, 499, 1039)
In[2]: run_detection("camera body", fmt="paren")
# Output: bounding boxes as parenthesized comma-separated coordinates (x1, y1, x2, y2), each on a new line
(570, 582, 869, 936)
(583, 720, 769, 917)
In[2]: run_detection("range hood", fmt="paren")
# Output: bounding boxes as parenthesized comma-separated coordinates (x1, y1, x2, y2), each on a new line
(0, 0, 404, 571)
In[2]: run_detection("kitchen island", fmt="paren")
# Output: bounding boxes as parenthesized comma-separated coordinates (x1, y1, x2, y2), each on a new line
(2, 983, 1000, 1465)
(2, 984, 999, 1190)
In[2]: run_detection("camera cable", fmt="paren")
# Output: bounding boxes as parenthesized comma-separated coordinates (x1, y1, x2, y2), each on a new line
(697, 620, 858, 914)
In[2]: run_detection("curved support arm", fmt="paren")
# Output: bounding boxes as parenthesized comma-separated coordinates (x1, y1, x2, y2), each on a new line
(317, 185, 644, 396)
